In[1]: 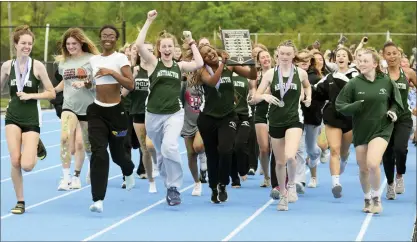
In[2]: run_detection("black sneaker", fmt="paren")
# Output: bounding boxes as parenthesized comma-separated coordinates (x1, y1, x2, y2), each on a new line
(247, 168, 255, 176)
(217, 184, 228, 202)
(166, 187, 181, 206)
(211, 188, 220, 204)
(199, 170, 207, 183)
(231, 178, 241, 188)
(37, 138, 47, 160)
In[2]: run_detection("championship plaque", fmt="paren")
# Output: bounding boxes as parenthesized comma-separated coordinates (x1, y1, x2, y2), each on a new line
(220, 29, 255, 66)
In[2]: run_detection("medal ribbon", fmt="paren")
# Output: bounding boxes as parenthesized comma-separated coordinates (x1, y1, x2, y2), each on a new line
(278, 64, 294, 100)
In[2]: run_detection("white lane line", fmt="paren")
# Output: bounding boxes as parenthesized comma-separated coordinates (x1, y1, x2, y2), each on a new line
(355, 178, 388, 241)
(222, 168, 312, 241)
(1, 174, 122, 220)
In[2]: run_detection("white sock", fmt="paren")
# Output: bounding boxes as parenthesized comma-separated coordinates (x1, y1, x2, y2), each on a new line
(63, 168, 71, 181)
(371, 189, 380, 199)
(364, 191, 371, 200)
(331, 175, 340, 187)
(198, 153, 207, 171)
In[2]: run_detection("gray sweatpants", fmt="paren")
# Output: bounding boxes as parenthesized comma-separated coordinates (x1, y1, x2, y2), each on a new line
(145, 109, 184, 188)
(295, 131, 306, 184)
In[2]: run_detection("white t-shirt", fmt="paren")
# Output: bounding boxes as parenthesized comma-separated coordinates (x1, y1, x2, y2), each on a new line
(89, 52, 130, 85)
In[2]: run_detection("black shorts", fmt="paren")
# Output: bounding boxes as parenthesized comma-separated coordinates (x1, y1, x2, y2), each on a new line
(132, 113, 145, 124)
(62, 109, 87, 122)
(5, 120, 40, 133)
(269, 122, 303, 139)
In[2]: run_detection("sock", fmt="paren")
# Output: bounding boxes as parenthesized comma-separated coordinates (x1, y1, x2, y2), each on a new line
(331, 175, 340, 187)
(371, 189, 380, 199)
(63, 168, 71, 181)
(74, 170, 81, 177)
(198, 153, 207, 171)
(364, 192, 371, 200)
(17, 201, 25, 205)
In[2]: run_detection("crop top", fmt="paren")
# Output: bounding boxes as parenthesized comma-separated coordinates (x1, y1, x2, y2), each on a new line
(89, 52, 130, 85)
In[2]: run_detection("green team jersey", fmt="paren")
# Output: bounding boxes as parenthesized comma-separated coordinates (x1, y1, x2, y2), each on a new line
(201, 66, 235, 118)
(390, 68, 412, 121)
(147, 59, 182, 114)
(233, 73, 252, 117)
(335, 72, 404, 147)
(130, 67, 149, 115)
(268, 66, 303, 127)
(5, 58, 42, 127)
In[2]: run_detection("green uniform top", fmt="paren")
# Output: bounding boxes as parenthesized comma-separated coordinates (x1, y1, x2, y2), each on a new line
(233, 73, 252, 117)
(201, 66, 235, 118)
(268, 65, 303, 127)
(147, 59, 182, 114)
(6, 58, 42, 127)
(390, 68, 412, 121)
(130, 67, 149, 115)
(335, 72, 404, 147)
(121, 65, 135, 112)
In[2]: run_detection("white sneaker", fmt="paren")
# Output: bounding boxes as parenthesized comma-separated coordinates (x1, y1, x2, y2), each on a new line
(395, 177, 405, 194)
(308, 177, 317, 188)
(149, 181, 157, 193)
(152, 168, 159, 178)
(287, 184, 298, 203)
(192, 182, 202, 196)
(125, 174, 135, 190)
(386, 183, 396, 200)
(90, 200, 103, 213)
(58, 178, 72, 191)
(320, 149, 330, 163)
(295, 182, 305, 194)
(277, 193, 288, 211)
(71, 176, 81, 189)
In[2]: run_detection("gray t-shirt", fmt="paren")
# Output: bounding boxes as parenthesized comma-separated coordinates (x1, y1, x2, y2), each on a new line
(181, 81, 203, 137)
(58, 53, 95, 115)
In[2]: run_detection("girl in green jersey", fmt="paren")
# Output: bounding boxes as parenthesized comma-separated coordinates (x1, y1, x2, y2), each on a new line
(336, 48, 403, 214)
(0, 25, 56, 214)
(136, 10, 204, 206)
(251, 40, 312, 211)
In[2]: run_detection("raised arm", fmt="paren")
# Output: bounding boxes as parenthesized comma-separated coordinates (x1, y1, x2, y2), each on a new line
(135, 10, 158, 68)
(178, 33, 204, 73)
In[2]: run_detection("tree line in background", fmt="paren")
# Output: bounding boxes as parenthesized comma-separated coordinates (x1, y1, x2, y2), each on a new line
(1, 1, 416, 62)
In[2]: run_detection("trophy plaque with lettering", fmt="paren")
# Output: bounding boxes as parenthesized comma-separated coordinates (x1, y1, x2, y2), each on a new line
(220, 29, 255, 66)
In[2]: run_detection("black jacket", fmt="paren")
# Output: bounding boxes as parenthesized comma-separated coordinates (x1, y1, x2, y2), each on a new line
(301, 68, 326, 126)
(313, 68, 359, 130)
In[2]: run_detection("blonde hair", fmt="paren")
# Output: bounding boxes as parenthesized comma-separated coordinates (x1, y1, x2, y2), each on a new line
(361, 47, 383, 73)
(54, 28, 99, 63)
(295, 49, 312, 63)
(277, 40, 298, 55)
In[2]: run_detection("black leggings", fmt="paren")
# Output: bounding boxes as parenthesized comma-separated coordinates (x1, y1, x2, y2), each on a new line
(382, 118, 413, 185)
(231, 114, 252, 182)
(197, 112, 237, 189)
(248, 105, 259, 171)
(87, 102, 135, 202)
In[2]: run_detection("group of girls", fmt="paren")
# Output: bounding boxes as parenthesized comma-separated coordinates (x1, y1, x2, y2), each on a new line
(2, 10, 416, 215)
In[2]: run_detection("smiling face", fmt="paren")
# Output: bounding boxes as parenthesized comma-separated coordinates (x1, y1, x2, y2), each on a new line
(358, 52, 378, 75)
(158, 38, 175, 61)
(383, 45, 400, 68)
(314, 53, 324, 70)
(100, 28, 117, 52)
(200, 45, 218, 65)
(66, 37, 82, 56)
(15, 34, 33, 57)
(174, 47, 182, 60)
(258, 50, 271, 69)
(335, 49, 349, 69)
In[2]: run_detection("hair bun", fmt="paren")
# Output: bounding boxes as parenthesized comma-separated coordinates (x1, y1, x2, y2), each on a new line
(15, 25, 30, 32)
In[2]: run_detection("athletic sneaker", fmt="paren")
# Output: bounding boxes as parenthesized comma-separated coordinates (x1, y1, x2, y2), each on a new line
(90, 200, 103, 213)
(371, 197, 382, 214)
(211, 188, 220, 204)
(308, 177, 317, 188)
(362, 199, 372, 213)
(71, 176, 81, 189)
(395, 177, 405, 194)
(192, 182, 202, 196)
(37, 138, 47, 160)
(386, 183, 396, 200)
(247, 168, 255, 176)
(270, 186, 281, 200)
(149, 181, 157, 193)
(58, 178, 71, 191)
(320, 149, 330, 163)
(166, 187, 181, 206)
(277, 193, 288, 211)
(260, 177, 271, 187)
(332, 184, 343, 198)
(217, 184, 228, 202)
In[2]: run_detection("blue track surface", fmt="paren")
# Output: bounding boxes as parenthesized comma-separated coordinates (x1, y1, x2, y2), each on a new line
(1, 110, 416, 241)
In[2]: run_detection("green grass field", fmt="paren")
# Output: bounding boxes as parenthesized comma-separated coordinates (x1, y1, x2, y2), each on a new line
(1, 98, 52, 110)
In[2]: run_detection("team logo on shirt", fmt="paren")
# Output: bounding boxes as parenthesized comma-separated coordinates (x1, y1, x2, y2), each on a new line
(63, 68, 88, 81)
(10, 79, 32, 87)
(396, 83, 407, 90)
(156, 70, 179, 79)
(134, 78, 149, 91)
(379, 88, 387, 95)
